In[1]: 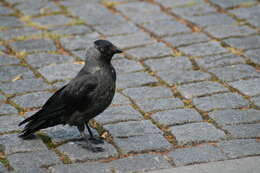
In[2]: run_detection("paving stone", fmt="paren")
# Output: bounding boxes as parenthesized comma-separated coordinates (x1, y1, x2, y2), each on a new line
(126, 43, 173, 59)
(171, 3, 216, 16)
(209, 109, 260, 126)
(229, 78, 260, 96)
(144, 56, 192, 72)
(0, 94, 5, 101)
(57, 141, 117, 161)
(164, 33, 210, 47)
(122, 86, 173, 101)
(155, 0, 204, 8)
(0, 5, 13, 15)
(177, 81, 228, 99)
(170, 122, 226, 145)
(12, 91, 52, 108)
(0, 104, 17, 115)
(0, 16, 23, 27)
(209, 64, 260, 82)
(113, 134, 171, 154)
(0, 134, 48, 155)
(116, 1, 161, 13)
(49, 25, 92, 35)
(185, 13, 236, 27)
(61, 32, 100, 50)
(94, 22, 139, 36)
(107, 32, 155, 49)
(136, 98, 184, 112)
(112, 58, 143, 73)
(157, 70, 211, 84)
(0, 78, 52, 95)
(0, 115, 22, 132)
(111, 92, 131, 105)
(244, 49, 260, 65)
(193, 93, 249, 111)
(196, 54, 245, 69)
(111, 154, 172, 173)
(168, 144, 227, 166)
(0, 163, 7, 173)
(205, 25, 256, 39)
(10, 39, 56, 52)
(0, 27, 42, 40)
(0, 45, 5, 52)
(127, 11, 172, 24)
(32, 15, 72, 27)
(0, 54, 20, 65)
(39, 63, 83, 82)
(26, 53, 74, 68)
(142, 20, 190, 37)
(224, 35, 260, 50)
(223, 123, 260, 138)
(210, 0, 256, 8)
(252, 96, 260, 107)
(151, 109, 202, 126)
(0, 65, 34, 82)
(178, 41, 227, 56)
(95, 105, 143, 125)
(116, 71, 157, 88)
(8, 150, 61, 171)
(104, 120, 161, 137)
(217, 139, 260, 158)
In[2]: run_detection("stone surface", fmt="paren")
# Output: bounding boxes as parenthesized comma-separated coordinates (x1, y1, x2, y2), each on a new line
(111, 92, 131, 105)
(10, 39, 56, 52)
(0, 115, 23, 132)
(170, 122, 226, 145)
(0, 65, 34, 82)
(245, 49, 260, 65)
(210, 0, 256, 8)
(0, 163, 7, 173)
(32, 15, 72, 27)
(0, 16, 23, 27)
(112, 58, 143, 73)
(0, 54, 20, 65)
(0, 103, 17, 115)
(49, 25, 92, 35)
(252, 96, 260, 107)
(229, 78, 260, 96)
(0, 27, 42, 40)
(223, 123, 260, 138)
(224, 35, 260, 50)
(151, 109, 202, 126)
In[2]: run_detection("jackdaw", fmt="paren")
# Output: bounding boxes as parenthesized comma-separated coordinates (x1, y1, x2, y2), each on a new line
(19, 40, 122, 152)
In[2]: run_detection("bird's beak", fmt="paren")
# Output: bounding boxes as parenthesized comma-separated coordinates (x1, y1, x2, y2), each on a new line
(113, 47, 123, 54)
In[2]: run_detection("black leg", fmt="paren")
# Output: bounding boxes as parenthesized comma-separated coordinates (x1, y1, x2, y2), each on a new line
(85, 122, 104, 144)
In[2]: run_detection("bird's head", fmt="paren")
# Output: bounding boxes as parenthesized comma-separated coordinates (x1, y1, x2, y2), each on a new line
(94, 40, 122, 62)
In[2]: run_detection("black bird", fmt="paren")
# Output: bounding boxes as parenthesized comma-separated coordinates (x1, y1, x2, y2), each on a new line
(19, 40, 122, 152)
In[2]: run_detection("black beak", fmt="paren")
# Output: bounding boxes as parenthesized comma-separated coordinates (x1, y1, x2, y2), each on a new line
(114, 47, 123, 54)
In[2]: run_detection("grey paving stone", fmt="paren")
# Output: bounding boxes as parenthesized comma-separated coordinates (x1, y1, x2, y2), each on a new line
(252, 96, 260, 107)
(196, 54, 245, 69)
(151, 109, 202, 126)
(186, 13, 236, 27)
(26, 53, 74, 68)
(144, 56, 192, 71)
(122, 86, 173, 101)
(170, 122, 226, 145)
(61, 32, 100, 50)
(10, 39, 56, 52)
(116, 71, 157, 89)
(95, 105, 143, 125)
(0, 134, 48, 155)
(155, 0, 204, 8)
(193, 93, 249, 111)
(157, 70, 211, 84)
(114, 134, 171, 154)
(217, 139, 260, 158)
(126, 11, 172, 24)
(0, 5, 13, 15)
(224, 35, 260, 50)
(142, 20, 190, 37)
(39, 63, 83, 82)
(0, 54, 20, 65)
(229, 78, 260, 96)
(57, 141, 117, 161)
(0, 78, 51, 95)
(0, 27, 42, 40)
(0, 104, 17, 115)
(168, 144, 227, 166)
(0, 16, 23, 27)
(136, 98, 184, 112)
(49, 25, 92, 35)
(244, 49, 260, 65)
(178, 41, 227, 57)
(8, 150, 61, 171)
(32, 15, 72, 27)
(126, 43, 173, 59)
(209, 109, 260, 126)
(107, 32, 155, 49)
(111, 92, 131, 105)
(0, 94, 5, 101)
(0, 163, 7, 173)
(177, 81, 228, 99)
(0, 115, 22, 132)
(0, 45, 5, 52)
(0, 65, 34, 82)
(205, 25, 256, 39)
(116, 1, 161, 13)
(12, 91, 52, 108)
(111, 154, 172, 173)
(104, 120, 161, 137)
(209, 64, 260, 82)
(112, 58, 143, 73)
(210, 0, 256, 8)
(223, 123, 260, 138)
(164, 33, 210, 47)
(171, 3, 216, 16)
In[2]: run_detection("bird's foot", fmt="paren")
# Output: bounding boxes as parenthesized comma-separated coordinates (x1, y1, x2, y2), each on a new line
(89, 136, 104, 144)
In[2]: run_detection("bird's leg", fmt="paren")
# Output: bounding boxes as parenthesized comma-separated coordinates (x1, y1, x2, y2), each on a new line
(85, 122, 104, 144)
(77, 125, 104, 152)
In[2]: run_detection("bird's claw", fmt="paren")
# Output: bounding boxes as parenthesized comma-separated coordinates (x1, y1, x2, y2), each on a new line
(89, 136, 104, 144)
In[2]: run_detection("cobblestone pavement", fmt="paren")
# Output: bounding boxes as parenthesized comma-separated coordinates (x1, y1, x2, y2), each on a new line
(0, 0, 260, 172)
